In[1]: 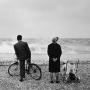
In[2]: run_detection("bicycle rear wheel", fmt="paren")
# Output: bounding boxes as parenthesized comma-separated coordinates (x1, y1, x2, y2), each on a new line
(29, 63, 42, 80)
(8, 62, 20, 76)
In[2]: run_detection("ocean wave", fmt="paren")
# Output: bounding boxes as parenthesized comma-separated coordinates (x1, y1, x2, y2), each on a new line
(0, 42, 15, 53)
(29, 43, 47, 54)
(0, 38, 90, 55)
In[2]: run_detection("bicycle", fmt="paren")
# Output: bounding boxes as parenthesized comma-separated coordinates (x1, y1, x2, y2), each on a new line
(8, 55, 42, 80)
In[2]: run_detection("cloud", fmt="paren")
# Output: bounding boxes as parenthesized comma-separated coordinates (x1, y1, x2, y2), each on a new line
(0, 0, 90, 38)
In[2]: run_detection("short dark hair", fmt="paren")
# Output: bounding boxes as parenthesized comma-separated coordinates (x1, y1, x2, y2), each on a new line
(17, 35, 22, 41)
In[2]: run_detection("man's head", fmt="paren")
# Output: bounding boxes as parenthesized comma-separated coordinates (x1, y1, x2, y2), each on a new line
(17, 35, 22, 41)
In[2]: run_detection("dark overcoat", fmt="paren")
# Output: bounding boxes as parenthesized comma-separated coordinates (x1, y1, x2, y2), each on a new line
(47, 43, 62, 72)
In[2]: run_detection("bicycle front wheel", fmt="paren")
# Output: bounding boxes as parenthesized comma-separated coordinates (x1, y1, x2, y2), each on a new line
(29, 63, 42, 80)
(8, 62, 20, 76)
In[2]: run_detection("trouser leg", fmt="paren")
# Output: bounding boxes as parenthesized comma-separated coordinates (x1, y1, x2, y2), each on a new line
(20, 60, 25, 78)
(50, 73, 53, 81)
(27, 59, 31, 64)
(27, 59, 31, 72)
(55, 72, 59, 81)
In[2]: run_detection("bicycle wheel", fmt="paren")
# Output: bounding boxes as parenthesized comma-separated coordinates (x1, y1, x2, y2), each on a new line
(8, 62, 20, 76)
(29, 63, 42, 80)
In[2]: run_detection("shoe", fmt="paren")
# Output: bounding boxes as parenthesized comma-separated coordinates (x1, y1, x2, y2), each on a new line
(50, 81, 54, 83)
(56, 81, 60, 83)
(19, 78, 23, 82)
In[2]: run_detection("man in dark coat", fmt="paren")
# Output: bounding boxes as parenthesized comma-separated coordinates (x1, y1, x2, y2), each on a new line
(14, 35, 31, 82)
(47, 37, 62, 83)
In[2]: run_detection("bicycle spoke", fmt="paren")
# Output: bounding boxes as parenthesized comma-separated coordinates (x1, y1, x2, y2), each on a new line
(30, 67, 40, 76)
(8, 63, 20, 76)
(29, 64, 42, 80)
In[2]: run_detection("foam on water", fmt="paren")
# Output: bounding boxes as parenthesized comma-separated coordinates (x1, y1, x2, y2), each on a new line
(29, 43, 47, 54)
(0, 38, 90, 55)
(0, 42, 14, 53)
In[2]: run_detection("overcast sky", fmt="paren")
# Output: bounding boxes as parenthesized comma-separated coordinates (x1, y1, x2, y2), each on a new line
(0, 0, 90, 38)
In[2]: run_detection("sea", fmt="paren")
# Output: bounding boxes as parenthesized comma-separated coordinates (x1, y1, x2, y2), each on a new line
(0, 38, 90, 63)
(0, 38, 90, 54)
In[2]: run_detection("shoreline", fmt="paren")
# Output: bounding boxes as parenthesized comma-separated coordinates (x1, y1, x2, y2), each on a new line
(0, 53, 90, 65)
(0, 53, 90, 63)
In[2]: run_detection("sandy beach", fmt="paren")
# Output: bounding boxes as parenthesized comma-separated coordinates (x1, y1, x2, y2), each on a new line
(0, 62, 90, 90)
(0, 53, 90, 90)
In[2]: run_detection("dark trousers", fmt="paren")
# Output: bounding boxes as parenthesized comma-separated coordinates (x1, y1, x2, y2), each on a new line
(20, 60, 25, 78)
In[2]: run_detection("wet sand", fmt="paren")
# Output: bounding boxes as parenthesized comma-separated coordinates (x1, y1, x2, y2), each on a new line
(0, 53, 90, 62)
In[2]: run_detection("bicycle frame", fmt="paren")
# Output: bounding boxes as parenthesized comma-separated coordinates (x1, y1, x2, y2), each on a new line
(8, 54, 42, 80)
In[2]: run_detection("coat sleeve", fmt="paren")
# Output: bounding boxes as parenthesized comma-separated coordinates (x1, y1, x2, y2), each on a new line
(47, 45, 49, 57)
(60, 45, 62, 56)
(58, 45, 62, 58)
(26, 43, 31, 59)
(14, 45, 19, 58)
(47, 45, 52, 58)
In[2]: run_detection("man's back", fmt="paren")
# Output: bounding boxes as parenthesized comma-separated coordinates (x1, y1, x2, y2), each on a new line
(14, 41, 30, 60)
(14, 35, 31, 82)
